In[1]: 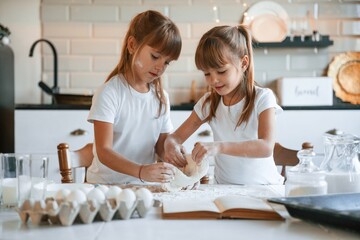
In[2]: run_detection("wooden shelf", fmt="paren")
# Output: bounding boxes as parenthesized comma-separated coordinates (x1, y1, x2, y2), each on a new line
(253, 35, 333, 48)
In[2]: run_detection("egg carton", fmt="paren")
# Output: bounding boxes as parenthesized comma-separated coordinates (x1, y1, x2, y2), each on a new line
(17, 198, 153, 226)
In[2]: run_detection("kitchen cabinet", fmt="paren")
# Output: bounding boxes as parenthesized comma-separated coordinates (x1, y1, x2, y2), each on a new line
(14, 109, 212, 154)
(276, 110, 360, 153)
(15, 109, 93, 153)
(15, 109, 93, 182)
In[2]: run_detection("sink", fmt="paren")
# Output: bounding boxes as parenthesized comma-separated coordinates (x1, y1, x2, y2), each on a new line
(53, 93, 93, 105)
(30, 39, 93, 106)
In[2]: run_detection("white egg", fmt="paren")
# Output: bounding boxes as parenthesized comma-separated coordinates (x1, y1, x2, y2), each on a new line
(135, 188, 153, 208)
(80, 186, 93, 195)
(118, 188, 136, 208)
(55, 188, 71, 201)
(66, 189, 87, 204)
(87, 188, 106, 204)
(96, 185, 109, 195)
(106, 186, 123, 201)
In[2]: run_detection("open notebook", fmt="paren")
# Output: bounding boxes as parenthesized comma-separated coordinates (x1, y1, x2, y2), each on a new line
(162, 195, 283, 220)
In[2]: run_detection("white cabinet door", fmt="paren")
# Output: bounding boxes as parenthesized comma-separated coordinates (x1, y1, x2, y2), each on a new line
(276, 110, 360, 153)
(15, 110, 93, 183)
(15, 110, 93, 153)
(170, 111, 213, 154)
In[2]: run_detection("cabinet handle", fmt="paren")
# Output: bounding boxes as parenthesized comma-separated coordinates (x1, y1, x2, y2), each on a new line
(70, 128, 87, 136)
(198, 130, 212, 137)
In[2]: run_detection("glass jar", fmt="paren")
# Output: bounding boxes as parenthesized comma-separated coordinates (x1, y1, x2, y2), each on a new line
(285, 172, 327, 196)
(285, 148, 327, 197)
(320, 132, 360, 193)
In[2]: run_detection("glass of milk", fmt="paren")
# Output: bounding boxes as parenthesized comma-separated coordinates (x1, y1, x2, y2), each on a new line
(28, 154, 49, 201)
(0, 153, 49, 208)
(17, 154, 49, 206)
(0, 154, 30, 208)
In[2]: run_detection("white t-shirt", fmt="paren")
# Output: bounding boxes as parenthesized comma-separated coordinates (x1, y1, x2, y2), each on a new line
(194, 86, 284, 185)
(87, 74, 173, 184)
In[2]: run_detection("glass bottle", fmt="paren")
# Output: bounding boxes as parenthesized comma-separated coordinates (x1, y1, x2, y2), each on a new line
(285, 146, 327, 197)
(320, 132, 360, 194)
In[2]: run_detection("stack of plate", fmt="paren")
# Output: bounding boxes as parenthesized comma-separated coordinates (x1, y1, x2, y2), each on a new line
(242, 1, 289, 43)
(327, 52, 360, 105)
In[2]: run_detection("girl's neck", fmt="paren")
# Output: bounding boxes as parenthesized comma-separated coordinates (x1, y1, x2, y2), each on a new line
(124, 71, 150, 93)
(222, 88, 244, 106)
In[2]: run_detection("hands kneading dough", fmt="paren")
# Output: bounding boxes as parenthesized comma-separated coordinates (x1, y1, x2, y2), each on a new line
(161, 155, 209, 192)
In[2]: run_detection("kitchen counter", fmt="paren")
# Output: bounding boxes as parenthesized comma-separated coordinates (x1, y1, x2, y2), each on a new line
(16, 103, 91, 110)
(0, 184, 359, 240)
(15, 98, 360, 111)
(171, 95, 360, 110)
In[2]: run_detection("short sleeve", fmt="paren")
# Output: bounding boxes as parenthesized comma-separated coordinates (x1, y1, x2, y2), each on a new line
(256, 88, 283, 116)
(193, 92, 211, 121)
(88, 82, 118, 124)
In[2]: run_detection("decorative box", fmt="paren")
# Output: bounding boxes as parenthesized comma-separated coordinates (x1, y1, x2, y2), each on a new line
(277, 77, 333, 106)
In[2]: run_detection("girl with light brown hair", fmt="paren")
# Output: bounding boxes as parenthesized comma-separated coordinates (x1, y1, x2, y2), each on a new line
(87, 10, 181, 184)
(164, 25, 283, 185)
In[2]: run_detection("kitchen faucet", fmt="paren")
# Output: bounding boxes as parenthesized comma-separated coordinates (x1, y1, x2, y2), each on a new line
(29, 39, 59, 96)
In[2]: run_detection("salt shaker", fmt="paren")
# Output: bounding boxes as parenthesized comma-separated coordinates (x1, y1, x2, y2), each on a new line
(285, 146, 327, 197)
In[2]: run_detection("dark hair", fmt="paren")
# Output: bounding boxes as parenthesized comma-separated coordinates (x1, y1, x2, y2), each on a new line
(106, 10, 182, 116)
(195, 25, 255, 127)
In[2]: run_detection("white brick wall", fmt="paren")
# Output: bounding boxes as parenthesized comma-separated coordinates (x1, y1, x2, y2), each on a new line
(40, 0, 360, 105)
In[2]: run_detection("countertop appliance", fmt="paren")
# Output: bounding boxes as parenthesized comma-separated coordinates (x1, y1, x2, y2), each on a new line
(0, 43, 14, 152)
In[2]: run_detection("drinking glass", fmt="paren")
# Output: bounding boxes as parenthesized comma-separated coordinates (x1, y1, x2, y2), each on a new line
(18, 154, 49, 205)
(0, 153, 49, 208)
(29, 154, 49, 201)
(0, 154, 30, 208)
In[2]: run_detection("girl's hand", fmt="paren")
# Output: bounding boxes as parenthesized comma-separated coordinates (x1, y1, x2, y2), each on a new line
(183, 181, 200, 190)
(140, 162, 176, 183)
(164, 138, 187, 168)
(192, 142, 220, 163)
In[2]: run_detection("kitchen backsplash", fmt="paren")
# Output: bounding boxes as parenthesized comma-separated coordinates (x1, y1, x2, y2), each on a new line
(38, 0, 359, 105)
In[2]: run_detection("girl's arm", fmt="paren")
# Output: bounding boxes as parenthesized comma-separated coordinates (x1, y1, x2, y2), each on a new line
(164, 111, 204, 167)
(94, 120, 175, 182)
(155, 132, 168, 160)
(192, 108, 276, 162)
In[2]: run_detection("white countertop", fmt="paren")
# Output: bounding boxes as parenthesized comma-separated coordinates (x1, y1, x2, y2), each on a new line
(1, 184, 359, 240)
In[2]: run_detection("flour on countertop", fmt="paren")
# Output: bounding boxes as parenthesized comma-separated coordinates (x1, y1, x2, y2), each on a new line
(153, 184, 284, 203)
